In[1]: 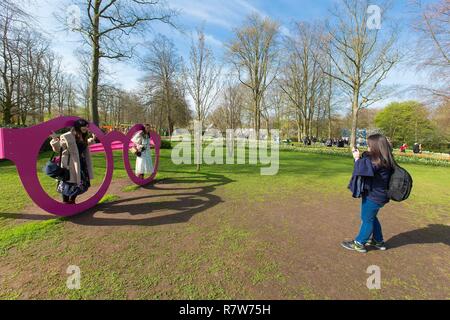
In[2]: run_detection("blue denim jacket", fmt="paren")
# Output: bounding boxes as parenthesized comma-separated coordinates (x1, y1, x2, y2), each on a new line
(348, 154, 392, 205)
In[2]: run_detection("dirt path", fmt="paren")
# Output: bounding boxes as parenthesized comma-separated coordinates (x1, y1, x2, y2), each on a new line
(1, 177, 449, 299)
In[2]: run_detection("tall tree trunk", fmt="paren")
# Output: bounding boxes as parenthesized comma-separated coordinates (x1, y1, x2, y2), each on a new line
(308, 112, 313, 138)
(47, 80, 52, 117)
(414, 119, 418, 142)
(1, 74, 13, 124)
(39, 93, 45, 122)
(296, 111, 302, 142)
(85, 89, 90, 120)
(164, 81, 173, 138)
(89, 1, 101, 125)
(3, 98, 12, 125)
(328, 105, 332, 140)
(254, 91, 263, 140)
(327, 76, 332, 140)
(196, 117, 201, 172)
(316, 109, 320, 139)
(350, 88, 360, 148)
(21, 112, 27, 126)
(254, 96, 259, 140)
(302, 115, 307, 138)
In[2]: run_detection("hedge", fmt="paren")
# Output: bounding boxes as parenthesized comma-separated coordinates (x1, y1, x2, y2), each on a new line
(160, 139, 172, 149)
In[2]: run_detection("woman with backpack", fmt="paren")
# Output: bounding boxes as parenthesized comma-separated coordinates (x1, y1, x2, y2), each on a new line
(342, 134, 395, 253)
(50, 119, 95, 204)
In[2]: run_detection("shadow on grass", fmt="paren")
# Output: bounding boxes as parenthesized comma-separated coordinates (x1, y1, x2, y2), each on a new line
(66, 171, 234, 227)
(386, 224, 450, 249)
(0, 171, 234, 226)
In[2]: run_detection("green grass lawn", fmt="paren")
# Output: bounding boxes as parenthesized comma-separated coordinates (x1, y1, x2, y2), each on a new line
(1, 148, 448, 250)
(1, 148, 449, 221)
(0, 148, 449, 299)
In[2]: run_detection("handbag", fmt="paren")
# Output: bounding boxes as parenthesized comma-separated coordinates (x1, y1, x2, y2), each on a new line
(45, 148, 71, 182)
(57, 178, 89, 197)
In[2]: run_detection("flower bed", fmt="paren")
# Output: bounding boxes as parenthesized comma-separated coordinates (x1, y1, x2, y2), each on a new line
(280, 145, 450, 167)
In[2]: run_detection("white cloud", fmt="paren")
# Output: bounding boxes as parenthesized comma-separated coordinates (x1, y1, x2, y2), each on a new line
(176, 6, 232, 28)
(20, 0, 432, 95)
(233, 0, 266, 17)
(279, 25, 292, 37)
(204, 34, 223, 48)
(170, 0, 268, 30)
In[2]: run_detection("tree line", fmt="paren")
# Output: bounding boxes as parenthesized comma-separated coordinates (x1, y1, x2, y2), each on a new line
(0, 6, 79, 125)
(1, 0, 448, 150)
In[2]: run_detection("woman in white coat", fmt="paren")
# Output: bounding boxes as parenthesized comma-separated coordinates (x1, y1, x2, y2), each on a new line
(131, 124, 154, 179)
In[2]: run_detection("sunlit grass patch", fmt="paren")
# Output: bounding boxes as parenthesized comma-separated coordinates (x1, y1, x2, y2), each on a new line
(99, 194, 120, 204)
(0, 219, 64, 255)
(122, 185, 141, 192)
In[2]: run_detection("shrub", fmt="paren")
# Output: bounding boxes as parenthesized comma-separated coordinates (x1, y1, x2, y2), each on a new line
(0, 124, 27, 129)
(160, 139, 172, 149)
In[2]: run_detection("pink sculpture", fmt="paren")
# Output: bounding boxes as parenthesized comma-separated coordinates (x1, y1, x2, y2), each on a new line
(0, 116, 161, 217)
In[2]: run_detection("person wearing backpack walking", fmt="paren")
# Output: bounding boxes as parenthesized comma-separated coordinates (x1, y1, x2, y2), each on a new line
(342, 134, 395, 253)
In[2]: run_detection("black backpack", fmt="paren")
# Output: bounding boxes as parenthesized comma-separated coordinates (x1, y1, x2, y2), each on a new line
(45, 149, 71, 182)
(388, 162, 413, 202)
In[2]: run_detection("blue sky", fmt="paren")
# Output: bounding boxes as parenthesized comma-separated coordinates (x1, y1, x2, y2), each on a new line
(28, 0, 433, 105)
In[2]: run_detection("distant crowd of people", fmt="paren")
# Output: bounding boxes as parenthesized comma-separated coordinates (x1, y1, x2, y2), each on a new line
(325, 138, 350, 148)
(301, 136, 350, 148)
(300, 136, 426, 154)
(400, 143, 423, 154)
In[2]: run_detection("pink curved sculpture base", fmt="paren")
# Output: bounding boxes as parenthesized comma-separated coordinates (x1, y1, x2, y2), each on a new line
(0, 116, 161, 217)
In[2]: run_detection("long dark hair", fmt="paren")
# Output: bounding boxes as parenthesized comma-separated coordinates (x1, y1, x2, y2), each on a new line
(73, 119, 89, 144)
(142, 124, 151, 138)
(367, 134, 395, 169)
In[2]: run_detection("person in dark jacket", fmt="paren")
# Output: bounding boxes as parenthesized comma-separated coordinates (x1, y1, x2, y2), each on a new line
(413, 143, 423, 154)
(342, 134, 395, 253)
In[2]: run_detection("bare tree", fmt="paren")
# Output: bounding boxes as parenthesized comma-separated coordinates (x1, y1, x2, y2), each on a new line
(1, 12, 43, 125)
(208, 82, 244, 132)
(0, 1, 29, 21)
(324, 67, 335, 140)
(141, 34, 183, 135)
(0, 11, 19, 124)
(223, 81, 244, 130)
(42, 52, 63, 117)
(184, 28, 222, 171)
(184, 29, 222, 124)
(263, 84, 285, 132)
(55, 72, 68, 116)
(280, 22, 326, 142)
(411, 0, 450, 100)
(61, 0, 178, 125)
(320, 38, 337, 140)
(21, 30, 51, 123)
(227, 13, 279, 138)
(75, 49, 93, 119)
(64, 76, 77, 116)
(325, 0, 399, 147)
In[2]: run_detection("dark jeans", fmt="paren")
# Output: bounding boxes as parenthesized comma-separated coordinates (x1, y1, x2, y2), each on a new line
(355, 197, 384, 244)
